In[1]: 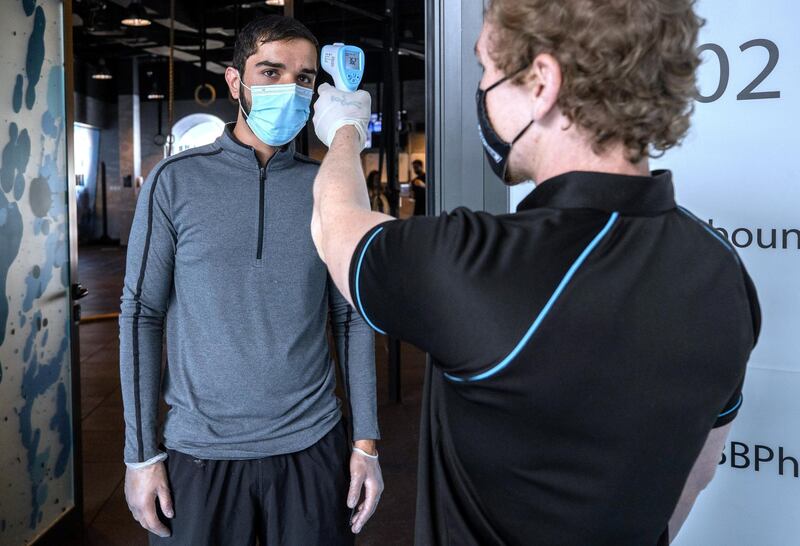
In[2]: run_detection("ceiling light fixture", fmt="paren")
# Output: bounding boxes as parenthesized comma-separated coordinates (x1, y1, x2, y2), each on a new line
(147, 78, 164, 100)
(122, 1, 152, 27)
(92, 59, 113, 80)
(265, 0, 285, 6)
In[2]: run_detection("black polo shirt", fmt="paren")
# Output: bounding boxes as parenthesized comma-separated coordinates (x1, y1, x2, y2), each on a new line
(349, 170, 760, 546)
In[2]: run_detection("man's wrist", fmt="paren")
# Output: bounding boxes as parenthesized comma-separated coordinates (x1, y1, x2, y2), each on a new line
(353, 439, 377, 456)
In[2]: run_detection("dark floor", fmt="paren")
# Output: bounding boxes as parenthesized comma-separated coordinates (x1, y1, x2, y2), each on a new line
(76, 245, 424, 545)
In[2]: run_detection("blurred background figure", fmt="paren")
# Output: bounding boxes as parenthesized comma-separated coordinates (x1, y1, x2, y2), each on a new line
(367, 170, 389, 213)
(410, 159, 426, 215)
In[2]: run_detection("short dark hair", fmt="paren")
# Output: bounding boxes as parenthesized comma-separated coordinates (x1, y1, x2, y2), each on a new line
(233, 15, 319, 76)
(412, 159, 423, 166)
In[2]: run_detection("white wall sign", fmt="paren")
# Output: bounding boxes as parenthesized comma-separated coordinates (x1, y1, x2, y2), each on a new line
(654, 2, 798, 544)
(506, 2, 798, 543)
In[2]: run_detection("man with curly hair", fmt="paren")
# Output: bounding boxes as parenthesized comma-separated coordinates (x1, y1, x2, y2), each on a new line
(311, 0, 760, 544)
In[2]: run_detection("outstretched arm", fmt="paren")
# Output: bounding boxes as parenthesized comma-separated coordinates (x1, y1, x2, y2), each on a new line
(311, 84, 393, 305)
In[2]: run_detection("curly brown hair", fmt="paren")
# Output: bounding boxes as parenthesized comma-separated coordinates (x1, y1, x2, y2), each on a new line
(487, 0, 703, 163)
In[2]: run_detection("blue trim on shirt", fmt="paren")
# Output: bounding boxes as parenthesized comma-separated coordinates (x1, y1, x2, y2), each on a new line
(676, 206, 737, 258)
(718, 394, 743, 418)
(355, 227, 388, 335)
(446, 212, 620, 383)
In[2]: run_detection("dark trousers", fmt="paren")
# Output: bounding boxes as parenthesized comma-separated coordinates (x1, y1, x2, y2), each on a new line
(150, 419, 354, 546)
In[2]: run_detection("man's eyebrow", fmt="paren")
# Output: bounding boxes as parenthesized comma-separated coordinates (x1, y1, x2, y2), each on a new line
(254, 60, 318, 75)
(255, 60, 286, 69)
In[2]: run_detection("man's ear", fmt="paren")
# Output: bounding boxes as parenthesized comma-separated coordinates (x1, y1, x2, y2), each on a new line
(527, 53, 562, 121)
(225, 67, 242, 100)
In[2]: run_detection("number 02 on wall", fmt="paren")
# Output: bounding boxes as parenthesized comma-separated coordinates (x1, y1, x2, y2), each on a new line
(696, 39, 781, 103)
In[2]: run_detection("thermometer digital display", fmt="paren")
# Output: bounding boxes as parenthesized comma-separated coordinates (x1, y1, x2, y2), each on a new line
(321, 43, 365, 92)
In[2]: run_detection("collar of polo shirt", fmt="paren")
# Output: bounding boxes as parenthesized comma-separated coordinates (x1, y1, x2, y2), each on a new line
(520, 170, 675, 214)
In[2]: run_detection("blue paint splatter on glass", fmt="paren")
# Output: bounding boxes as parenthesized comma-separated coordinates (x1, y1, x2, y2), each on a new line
(22, 230, 65, 312)
(22, 311, 39, 362)
(51, 383, 72, 478)
(19, 313, 70, 529)
(41, 68, 63, 139)
(14, 173, 25, 201)
(15, 108, 73, 532)
(0, 192, 23, 346)
(13, 75, 24, 113)
(3, 2, 77, 534)
(25, 7, 46, 111)
(28, 177, 51, 218)
(42, 159, 63, 214)
(1, 123, 31, 194)
(22, 0, 36, 17)
(46, 67, 64, 120)
(41, 112, 57, 139)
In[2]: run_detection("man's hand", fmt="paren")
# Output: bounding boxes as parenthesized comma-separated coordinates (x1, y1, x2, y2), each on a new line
(347, 440, 384, 534)
(313, 83, 371, 150)
(125, 462, 174, 538)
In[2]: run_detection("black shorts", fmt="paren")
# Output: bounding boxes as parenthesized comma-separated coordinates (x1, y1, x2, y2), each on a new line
(150, 419, 354, 546)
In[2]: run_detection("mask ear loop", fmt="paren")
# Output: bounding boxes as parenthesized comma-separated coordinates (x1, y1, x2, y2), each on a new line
(484, 65, 529, 92)
(237, 70, 251, 120)
(484, 74, 510, 93)
(485, 66, 535, 145)
(509, 65, 536, 144)
(511, 120, 534, 144)
(238, 100, 249, 120)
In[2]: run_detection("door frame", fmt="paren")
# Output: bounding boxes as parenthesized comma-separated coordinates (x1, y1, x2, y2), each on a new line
(33, 0, 84, 542)
(424, 0, 509, 215)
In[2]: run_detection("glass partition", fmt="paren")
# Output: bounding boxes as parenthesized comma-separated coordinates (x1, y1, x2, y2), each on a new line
(0, 1, 76, 543)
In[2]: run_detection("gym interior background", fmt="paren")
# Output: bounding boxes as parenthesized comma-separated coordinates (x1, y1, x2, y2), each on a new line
(3, 1, 426, 544)
(0, 0, 797, 544)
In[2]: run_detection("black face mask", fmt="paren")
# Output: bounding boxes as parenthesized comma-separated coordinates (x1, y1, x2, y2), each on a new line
(476, 70, 534, 182)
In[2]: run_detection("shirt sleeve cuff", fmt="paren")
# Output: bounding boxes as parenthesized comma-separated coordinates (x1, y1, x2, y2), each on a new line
(125, 452, 168, 469)
(352, 425, 381, 442)
(348, 223, 393, 335)
(713, 393, 743, 428)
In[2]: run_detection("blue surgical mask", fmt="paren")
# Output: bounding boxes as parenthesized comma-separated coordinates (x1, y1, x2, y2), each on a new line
(239, 80, 313, 146)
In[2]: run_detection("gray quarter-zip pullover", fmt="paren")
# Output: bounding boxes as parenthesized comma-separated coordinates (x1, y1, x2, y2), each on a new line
(119, 125, 379, 463)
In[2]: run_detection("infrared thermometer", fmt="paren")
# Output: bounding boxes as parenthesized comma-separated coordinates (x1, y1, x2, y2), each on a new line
(321, 43, 365, 92)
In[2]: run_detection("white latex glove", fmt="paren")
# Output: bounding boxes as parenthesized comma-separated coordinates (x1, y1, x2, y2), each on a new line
(125, 462, 174, 538)
(347, 447, 384, 534)
(313, 82, 371, 150)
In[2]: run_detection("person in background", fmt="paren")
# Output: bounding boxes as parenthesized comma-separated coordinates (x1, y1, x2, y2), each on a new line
(410, 159, 426, 216)
(309, 0, 760, 544)
(366, 170, 388, 213)
(119, 15, 382, 546)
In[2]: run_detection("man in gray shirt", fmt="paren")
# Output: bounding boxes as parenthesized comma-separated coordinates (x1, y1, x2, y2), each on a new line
(119, 16, 382, 545)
